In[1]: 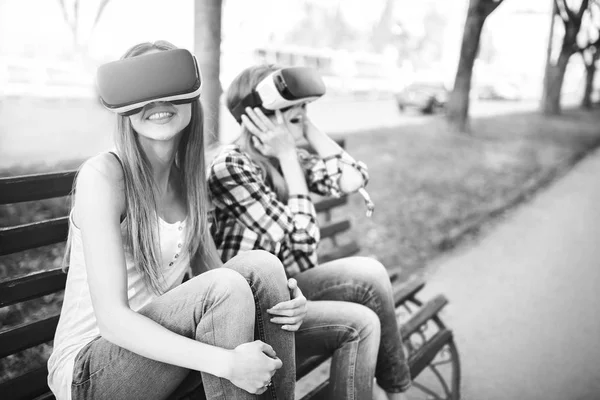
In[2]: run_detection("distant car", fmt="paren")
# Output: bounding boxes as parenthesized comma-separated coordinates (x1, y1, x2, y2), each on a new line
(476, 81, 522, 101)
(394, 81, 448, 114)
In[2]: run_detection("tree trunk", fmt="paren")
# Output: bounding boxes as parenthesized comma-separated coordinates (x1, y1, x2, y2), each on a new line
(194, 0, 223, 144)
(581, 63, 597, 109)
(541, 49, 571, 114)
(447, 9, 486, 133)
(540, 0, 590, 115)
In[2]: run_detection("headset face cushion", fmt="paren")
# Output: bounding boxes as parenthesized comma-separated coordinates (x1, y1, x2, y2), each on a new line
(96, 49, 201, 115)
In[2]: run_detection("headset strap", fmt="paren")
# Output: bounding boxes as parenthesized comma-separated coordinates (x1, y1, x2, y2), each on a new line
(229, 91, 266, 123)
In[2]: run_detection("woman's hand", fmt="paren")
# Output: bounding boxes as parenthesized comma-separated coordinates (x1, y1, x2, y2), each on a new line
(225, 340, 283, 394)
(267, 278, 308, 331)
(241, 107, 296, 160)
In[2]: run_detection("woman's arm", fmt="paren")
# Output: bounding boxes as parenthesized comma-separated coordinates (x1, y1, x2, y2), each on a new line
(303, 118, 368, 194)
(209, 149, 319, 255)
(73, 154, 280, 390)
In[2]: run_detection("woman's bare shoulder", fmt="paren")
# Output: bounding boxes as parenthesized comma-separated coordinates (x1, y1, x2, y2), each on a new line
(78, 153, 124, 187)
(73, 153, 126, 219)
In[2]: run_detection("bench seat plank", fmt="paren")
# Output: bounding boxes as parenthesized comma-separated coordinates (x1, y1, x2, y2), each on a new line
(408, 329, 454, 379)
(399, 295, 448, 339)
(392, 277, 426, 308)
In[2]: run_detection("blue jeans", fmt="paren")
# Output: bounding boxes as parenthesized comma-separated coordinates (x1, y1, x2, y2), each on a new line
(71, 251, 295, 400)
(295, 257, 411, 399)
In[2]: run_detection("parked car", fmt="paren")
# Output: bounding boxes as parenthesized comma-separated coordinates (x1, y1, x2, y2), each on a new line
(476, 81, 522, 101)
(394, 81, 448, 114)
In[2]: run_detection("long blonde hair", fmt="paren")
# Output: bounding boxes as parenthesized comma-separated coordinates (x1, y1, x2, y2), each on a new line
(225, 64, 290, 202)
(66, 41, 221, 294)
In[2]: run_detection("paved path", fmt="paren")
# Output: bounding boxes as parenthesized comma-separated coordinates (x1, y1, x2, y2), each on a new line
(421, 148, 600, 400)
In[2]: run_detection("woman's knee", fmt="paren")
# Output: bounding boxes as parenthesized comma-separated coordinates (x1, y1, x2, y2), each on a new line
(330, 304, 381, 354)
(197, 268, 253, 304)
(352, 304, 381, 342)
(338, 257, 392, 294)
(226, 250, 287, 285)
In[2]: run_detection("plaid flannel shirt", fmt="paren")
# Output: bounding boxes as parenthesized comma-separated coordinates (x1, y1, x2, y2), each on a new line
(208, 144, 369, 277)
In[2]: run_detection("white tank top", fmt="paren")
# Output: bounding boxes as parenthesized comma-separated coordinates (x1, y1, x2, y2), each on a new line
(47, 213, 190, 400)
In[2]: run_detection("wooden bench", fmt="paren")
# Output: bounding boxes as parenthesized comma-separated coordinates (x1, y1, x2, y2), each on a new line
(0, 142, 460, 400)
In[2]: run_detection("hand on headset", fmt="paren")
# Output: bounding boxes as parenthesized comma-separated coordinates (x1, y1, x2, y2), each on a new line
(242, 107, 296, 159)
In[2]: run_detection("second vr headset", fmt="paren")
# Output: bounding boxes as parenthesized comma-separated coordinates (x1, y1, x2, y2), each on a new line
(96, 49, 202, 116)
(230, 67, 326, 123)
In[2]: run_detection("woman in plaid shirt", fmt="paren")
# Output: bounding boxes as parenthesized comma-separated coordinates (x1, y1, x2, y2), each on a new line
(208, 65, 411, 399)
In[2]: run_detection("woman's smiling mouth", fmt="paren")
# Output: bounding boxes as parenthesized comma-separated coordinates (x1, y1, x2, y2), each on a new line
(147, 111, 174, 121)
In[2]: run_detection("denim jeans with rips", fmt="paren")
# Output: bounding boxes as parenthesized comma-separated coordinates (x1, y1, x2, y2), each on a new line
(294, 256, 411, 399)
(70, 250, 295, 400)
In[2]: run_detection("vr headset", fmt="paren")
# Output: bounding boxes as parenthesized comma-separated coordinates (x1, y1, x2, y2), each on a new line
(96, 49, 202, 116)
(230, 67, 326, 123)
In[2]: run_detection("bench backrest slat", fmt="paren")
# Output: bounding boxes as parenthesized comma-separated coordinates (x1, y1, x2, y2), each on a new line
(0, 315, 60, 358)
(319, 241, 360, 264)
(319, 220, 351, 240)
(0, 269, 67, 307)
(0, 172, 76, 205)
(0, 218, 69, 256)
(0, 366, 51, 400)
(314, 196, 347, 213)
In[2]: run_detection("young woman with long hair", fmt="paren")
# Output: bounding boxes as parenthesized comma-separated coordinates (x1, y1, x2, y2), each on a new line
(47, 43, 295, 400)
(208, 64, 411, 400)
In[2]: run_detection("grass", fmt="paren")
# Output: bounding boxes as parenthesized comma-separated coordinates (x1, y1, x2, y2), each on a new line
(336, 107, 600, 282)
(2, 106, 600, 389)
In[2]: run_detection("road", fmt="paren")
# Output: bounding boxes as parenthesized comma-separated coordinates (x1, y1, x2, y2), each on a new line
(0, 96, 544, 170)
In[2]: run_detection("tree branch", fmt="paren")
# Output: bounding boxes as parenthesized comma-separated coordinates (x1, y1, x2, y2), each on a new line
(92, 0, 111, 30)
(56, 0, 76, 36)
(480, 0, 504, 18)
(577, 0, 591, 21)
(555, 0, 570, 23)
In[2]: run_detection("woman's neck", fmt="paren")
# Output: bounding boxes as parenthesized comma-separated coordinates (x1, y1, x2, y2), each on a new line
(139, 137, 179, 194)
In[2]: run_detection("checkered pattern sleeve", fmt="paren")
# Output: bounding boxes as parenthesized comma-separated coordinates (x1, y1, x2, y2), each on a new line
(208, 149, 320, 255)
(297, 148, 370, 197)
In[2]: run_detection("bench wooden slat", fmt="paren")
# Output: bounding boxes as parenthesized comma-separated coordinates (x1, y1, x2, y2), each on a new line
(314, 196, 347, 213)
(319, 220, 350, 240)
(399, 295, 448, 339)
(301, 380, 330, 400)
(318, 241, 360, 264)
(0, 217, 69, 256)
(392, 277, 426, 308)
(0, 367, 50, 400)
(0, 315, 60, 358)
(409, 328, 454, 379)
(0, 171, 76, 205)
(0, 269, 67, 307)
